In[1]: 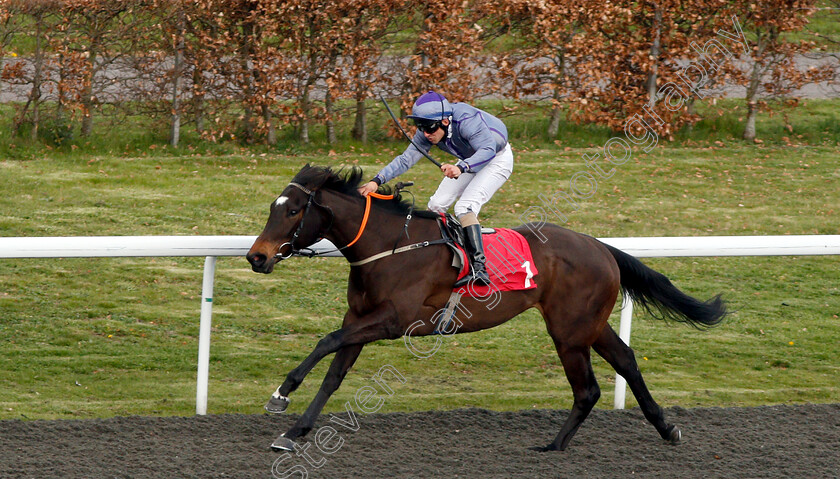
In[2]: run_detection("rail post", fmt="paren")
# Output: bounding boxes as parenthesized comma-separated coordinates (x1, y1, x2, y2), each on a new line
(196, 256, 216, 415)
(614, 292, 634, 409)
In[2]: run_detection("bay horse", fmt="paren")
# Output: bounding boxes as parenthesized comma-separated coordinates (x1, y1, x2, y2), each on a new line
(246, 164, 727, 452)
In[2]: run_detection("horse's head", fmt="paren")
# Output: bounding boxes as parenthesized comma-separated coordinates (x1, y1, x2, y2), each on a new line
(247, 166, 334, 274)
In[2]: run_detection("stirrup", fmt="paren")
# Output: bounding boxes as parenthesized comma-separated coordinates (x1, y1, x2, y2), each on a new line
(453, 267, 491, 288)
(471, 266, 491, 286)
(453, 272, 472, 288)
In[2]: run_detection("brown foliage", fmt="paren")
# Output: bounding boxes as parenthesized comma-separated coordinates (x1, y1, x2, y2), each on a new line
(0, 0, 832, 144)
(721, 0, 833, 140)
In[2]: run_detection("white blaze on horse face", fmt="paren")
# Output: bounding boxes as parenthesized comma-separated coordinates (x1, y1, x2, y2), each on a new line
(274, 196, 289, 208)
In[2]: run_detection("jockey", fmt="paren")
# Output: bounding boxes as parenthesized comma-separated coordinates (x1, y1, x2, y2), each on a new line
(358, 91, 514, 287)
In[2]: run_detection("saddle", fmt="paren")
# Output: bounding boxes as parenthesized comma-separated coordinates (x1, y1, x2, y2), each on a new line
(435, 214, 537, 296)
(435, 213, 496, 248)
(432, 213, 539, 334)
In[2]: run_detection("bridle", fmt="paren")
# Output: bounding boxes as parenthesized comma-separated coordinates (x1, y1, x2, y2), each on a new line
(273, 181, 450, 267)
(273, 182, 400, 261)
(273, 182, 329, 260)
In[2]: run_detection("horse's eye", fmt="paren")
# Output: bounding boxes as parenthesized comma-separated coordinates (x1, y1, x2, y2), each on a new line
(288, 209, 299, 216)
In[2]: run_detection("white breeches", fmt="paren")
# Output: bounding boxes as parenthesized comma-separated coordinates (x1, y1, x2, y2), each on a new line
(427, 143, 514, 218)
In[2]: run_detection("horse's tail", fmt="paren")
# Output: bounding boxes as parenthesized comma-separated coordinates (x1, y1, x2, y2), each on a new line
(604, 243, 728, 329)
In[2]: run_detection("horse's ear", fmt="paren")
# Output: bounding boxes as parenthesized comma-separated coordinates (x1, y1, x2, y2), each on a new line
(298, 163, 312, 176)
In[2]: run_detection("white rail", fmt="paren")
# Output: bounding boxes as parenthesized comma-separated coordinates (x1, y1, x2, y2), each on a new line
(0, 235, 337, 415)
(0, 235, 339, 259)
(3, 234, 837, 259)
(1, 234, 838, 413)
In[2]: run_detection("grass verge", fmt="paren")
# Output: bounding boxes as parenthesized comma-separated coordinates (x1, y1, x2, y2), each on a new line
(0, 105, 837, 420)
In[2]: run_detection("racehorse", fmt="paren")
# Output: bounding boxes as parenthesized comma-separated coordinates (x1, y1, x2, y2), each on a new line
(246, 164, 727, 452)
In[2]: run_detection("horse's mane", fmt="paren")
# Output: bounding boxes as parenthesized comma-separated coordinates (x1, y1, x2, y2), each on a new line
(291, 164, 439, 219)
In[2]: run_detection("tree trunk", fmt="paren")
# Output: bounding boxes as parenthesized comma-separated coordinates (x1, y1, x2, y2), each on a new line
(263, 103, 276, 145)
(547, 84, 563, 138)
(325, 87, 336, 144)
(240, 20, 256, 144)
(742, 32, 770, 142)
(324, 55, 338, 145)
(743, 101, 758, 141)
(543, 36, 567, 138)
(242, 69, 254, 143)
(30, 13, 45, 140)
(421, 13, 432, 69)
(685, 97, 696, 133)
(57, 49, 67, 125)
(646, 4, 662, 108)
(299, 49, 318, 144)
(299, 87, 310, 144)
(192, 66, 205, 134)
(12, 13, 44, 139)
(169, 11, 185, 147)
(742, 64, 763, 141)
(80, 46, 96, 137)
(351, 86, 367, 143)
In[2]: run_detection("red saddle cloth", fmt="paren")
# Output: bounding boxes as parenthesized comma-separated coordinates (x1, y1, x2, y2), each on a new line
(454, 228, 538, 298)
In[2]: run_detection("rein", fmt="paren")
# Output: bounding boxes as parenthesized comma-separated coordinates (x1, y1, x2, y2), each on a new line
(343, 191, 394, 249)
(278, 183, 442, 265)
(347, 238, 448, 267)
(342, 187, 451, 267)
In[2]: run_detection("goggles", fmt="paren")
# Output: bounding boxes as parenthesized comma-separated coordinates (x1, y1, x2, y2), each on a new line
(414, 119, 442, 134)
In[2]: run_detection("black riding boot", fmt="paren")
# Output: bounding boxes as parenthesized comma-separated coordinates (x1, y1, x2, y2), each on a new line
(454, 224, 491, 288)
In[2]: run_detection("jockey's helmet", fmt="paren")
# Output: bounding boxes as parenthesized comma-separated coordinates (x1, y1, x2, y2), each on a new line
(407, 91, 452, 122)
(407, 91, 452, 134)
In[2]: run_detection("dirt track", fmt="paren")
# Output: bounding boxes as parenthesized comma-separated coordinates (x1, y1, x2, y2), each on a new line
(2, 404, 838, 478)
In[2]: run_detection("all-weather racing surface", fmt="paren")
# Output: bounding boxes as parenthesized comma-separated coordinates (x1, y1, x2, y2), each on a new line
(1, 403, 837, 478)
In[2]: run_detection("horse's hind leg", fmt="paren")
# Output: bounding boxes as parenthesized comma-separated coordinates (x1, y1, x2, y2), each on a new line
(536, 344, 601, 451)
(592, 324, 680, 444)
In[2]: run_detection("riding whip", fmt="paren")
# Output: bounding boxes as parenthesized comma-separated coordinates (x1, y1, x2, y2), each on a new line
(378, 93, 443, 169)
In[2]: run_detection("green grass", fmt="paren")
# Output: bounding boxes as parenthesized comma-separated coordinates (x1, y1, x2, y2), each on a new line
(788, 0, 840, 47)
(2, 95, 838, 164)
(0, 101, 838, 421)
(676, 98, 840, 146)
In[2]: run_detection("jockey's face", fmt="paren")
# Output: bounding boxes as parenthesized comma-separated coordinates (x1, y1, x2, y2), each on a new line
(423, 119, 449, 144)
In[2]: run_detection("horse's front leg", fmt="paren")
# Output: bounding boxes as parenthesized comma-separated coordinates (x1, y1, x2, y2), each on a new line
(264, 327, 345, 414)
(265, 302, 398, 414)
(270, 343, 363, 450)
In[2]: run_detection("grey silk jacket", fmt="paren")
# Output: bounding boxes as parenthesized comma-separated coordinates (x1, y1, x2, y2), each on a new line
(374, 103, 509, 185)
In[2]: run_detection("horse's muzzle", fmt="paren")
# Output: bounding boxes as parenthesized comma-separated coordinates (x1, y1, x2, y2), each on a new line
(246, 251, 276, 274)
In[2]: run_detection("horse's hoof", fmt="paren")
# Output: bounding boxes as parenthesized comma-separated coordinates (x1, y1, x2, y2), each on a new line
(265, 394, 290, 414)
(270, 434, 296, 451)
(667, 425, 681, 444)
(529, 444, 560, 452)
